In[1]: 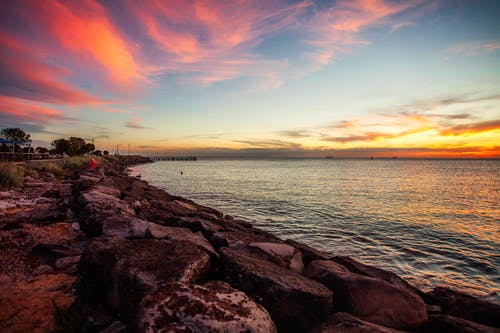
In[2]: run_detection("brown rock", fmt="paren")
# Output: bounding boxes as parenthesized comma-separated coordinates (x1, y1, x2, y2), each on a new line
(424, 287, 500, 328)
(211, 230, 280, 249)
(55, 255, 81, 270)
(306, 260, 427, 330)
(248, 242, 304, 273)
(286, 239, 331, 265)
(420, 314, 500, 333)
(146, 223, 218, 259)
(220, 246, 333, 332)
(102, 215, 149, 238)
(309, 312, 407, 333)
(331, 256, 421, 295)
(137, 281, 277, 333)
(80, 236, 211, 315)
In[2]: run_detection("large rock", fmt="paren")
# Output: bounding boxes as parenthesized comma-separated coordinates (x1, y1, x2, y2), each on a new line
(331, 256, 421, 295)
(248, 242, 304, 273)
(102, 215, 149, 238)
(80, 236, 211, 316)
(137, 281, 277, 333)
(309, 312, 406, 333)
(78, 190, 136, 236)
(146, 223, 218, 259)
(424, 287, 500, 328)
(220, 246, 332, 332)
(420, 314, 499, 333)
(306, 260, 427, 330)
(211, 230, 281, 249)
(286, 239, 331, 266)
(171, 216, 224, 238)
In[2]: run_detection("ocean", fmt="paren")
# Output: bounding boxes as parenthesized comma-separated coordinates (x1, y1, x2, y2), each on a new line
(129, 158, 500, 303)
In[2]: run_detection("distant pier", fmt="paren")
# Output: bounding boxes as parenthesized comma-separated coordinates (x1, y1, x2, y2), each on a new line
(149, 156, 197, 161)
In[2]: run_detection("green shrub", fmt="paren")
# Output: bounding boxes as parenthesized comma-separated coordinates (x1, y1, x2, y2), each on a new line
(0, 163, 25, 189)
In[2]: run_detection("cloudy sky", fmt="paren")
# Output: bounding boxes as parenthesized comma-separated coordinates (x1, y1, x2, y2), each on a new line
(1, 0, 499, 157)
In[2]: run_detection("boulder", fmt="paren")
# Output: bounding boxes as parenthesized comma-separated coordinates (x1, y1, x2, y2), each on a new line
(102, 215, 149, 238)
(137, 281, 277, 333)
(309, 312, 406, 333)
(80, 236, 211, 315)
(146, 223, 218, 259)
(248, 242, 304, 273)
(92, 186, 121, 198)
(306, 260, 427, 330)
(286, 239, 331, 265)
(211, 230, 280, 249)
(420, 314, 499, 333)
(424, 287, 500, 328)
(33, 264, 55, 275)
(171, 216, 224, 237)
(331, 256, 421, 295)
(78, 191, 136, 236)
(220, 246, 332, 332)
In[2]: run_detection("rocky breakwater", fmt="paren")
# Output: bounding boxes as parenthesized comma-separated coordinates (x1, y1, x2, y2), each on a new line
(1, 159, 500, 333)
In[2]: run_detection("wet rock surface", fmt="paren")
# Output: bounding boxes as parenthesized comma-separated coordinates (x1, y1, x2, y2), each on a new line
(1, 156, 499, 332)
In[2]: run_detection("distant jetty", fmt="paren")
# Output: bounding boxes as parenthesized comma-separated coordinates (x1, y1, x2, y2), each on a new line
(149, 155, 197, 161)
(0, 155, 499, 332)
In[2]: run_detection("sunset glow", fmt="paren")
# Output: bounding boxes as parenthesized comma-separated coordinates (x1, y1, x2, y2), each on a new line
(1, 0, 499, 158)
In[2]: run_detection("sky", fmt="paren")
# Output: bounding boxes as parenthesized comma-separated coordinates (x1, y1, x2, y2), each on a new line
(0, 0, 499, 158)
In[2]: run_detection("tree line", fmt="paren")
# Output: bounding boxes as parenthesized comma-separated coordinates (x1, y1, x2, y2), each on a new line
(0, 128, 109, 156)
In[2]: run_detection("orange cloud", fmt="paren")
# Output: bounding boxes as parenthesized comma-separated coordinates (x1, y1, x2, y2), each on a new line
(440, 120, 500, 136)
(0, 32, 101, 105)
(30, 0, 144, 87)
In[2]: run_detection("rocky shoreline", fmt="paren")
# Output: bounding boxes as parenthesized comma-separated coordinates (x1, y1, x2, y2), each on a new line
(0, 157, 499, 332)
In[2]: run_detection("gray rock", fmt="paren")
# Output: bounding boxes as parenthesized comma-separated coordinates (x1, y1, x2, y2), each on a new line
(33, 197, 54, 205)
(220, 246, 332, 332)
(286, 239, 331, 265)
(211, 230, 281, 249)
(137, 281, 277, 333)
(306, 260, 427, 330)
(309, 312, 406, 333)
(93, 186, 121, 198)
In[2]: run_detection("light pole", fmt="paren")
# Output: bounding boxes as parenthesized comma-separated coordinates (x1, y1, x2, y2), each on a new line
(128, 144, 130, 156)
(116, 144, 120, 155)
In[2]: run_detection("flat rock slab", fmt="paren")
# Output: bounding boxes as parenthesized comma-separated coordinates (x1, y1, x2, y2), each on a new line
(147, 223, 218, 259)
(306, 260, 427, 330)
(220, 246, 332, 332)
(137, 281, 277, 333)
(80, 236, 211, 315)
(309, 312, 407, 333)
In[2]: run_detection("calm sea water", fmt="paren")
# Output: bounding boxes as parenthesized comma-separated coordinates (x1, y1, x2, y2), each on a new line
(130, 159, 500, 303)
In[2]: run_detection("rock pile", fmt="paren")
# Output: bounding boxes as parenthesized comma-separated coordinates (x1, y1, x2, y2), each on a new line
(1, 160, 499, 333)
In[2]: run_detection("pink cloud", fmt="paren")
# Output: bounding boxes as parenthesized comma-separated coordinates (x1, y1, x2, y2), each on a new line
(0, 95, 64, 122)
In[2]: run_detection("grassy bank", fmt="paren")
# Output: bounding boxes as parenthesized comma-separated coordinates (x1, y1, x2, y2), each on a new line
(0, 155, 151, 190)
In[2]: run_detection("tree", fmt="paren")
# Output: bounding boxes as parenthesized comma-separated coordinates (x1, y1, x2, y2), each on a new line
(82, 143, 95, 155)
(68, 137, 86, 156)
(51, 138, 71, 155)
(0, 128, 31, 143)
(103, 150, 109, 156)
(36, 147, 48, 154)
